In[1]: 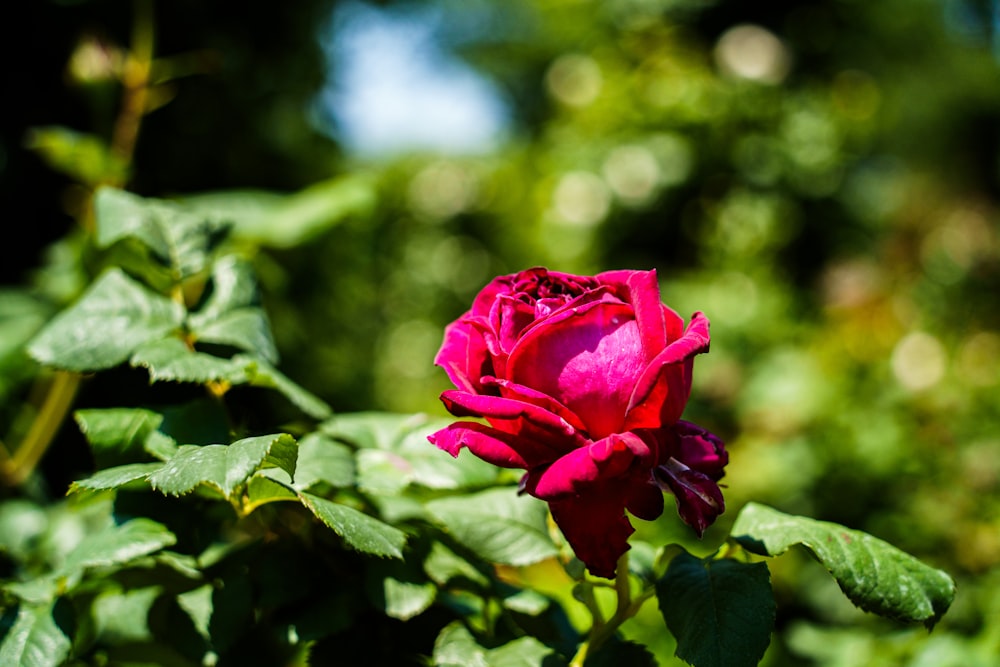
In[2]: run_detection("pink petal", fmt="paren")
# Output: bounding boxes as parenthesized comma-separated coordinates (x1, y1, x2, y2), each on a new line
(433, 317, 494, 395)
(508, 300, 644, 439)
(526, 432, 652, 500)
(428, 421, 530, 468)
(439, 390, 586, 456)
(483, 377, 589, 434)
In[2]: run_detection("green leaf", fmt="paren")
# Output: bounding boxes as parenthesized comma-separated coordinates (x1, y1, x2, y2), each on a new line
(323, 412, 498, 491)
(433, 622, 563, 667)
(731, 502, 956, 628)
(289, 433, 355, 490)
(74, 408, 175, 466)
(366, 560, 437, 620)
(298, 492, 406, 559)
(130, 338, 246, 384)
(657, 551, 774, 667)
(0, 602, 72, 667)
(187, 256, 277, 362)
(236, 355, 332, 419)
(147, 434, 297, 499)
(26, 126, 128, 185)
(583, 639, 657, 667)
(425, 488, 558, 567)
(245, 474, 300, 512)
(92, 586, 160, 644)
(59, 517, 178, 578)
(424, 540, 490, 589)
(93, 186, 229, 279)
(68, 462, 162, 493)
(27, 268, 185, 371)
(181, 174, 376, 248)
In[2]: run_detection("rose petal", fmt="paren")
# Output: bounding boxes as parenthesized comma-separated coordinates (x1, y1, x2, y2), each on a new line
(428, 421, 532, 468)
(655, 456, 725, 536)
(434, 316, 495, 394)
(624, 311, 711, 430)
(439, 389, 586, 452)
(508, 300, 645, 438)
(548, 486, 634, 579)
(672, 420, 728, 479)
(526, 432, 652, 500)
(625, 478, 665, 521)
(484, 376, 589, 434)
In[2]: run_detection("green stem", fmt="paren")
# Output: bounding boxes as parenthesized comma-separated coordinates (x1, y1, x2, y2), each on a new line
(569, 553, 648, 666)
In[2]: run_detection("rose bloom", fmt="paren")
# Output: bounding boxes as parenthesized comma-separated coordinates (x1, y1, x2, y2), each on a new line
(428, 268, 727, 578)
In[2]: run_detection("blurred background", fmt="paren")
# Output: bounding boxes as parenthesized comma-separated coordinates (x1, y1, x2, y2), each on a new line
(2, 0, 999, 664)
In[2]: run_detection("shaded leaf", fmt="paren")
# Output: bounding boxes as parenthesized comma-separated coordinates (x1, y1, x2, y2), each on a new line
(366, 559, 437, 620)
(298, 492, 406, 559)
(433, 622, 564, 667)
(657, 550, 774, 667)
(425, 488, 557, 566)
(147, 434, 296, 498)
(74, 408, 175, 466)
(0, 602, 72, 667)
(26, 126, 128, 185)
(236, 355, 332, 419)
(584, 638, 657, 667)
(27, 269, 185, 371)
(59, 518, 178, 578)
(731, 502, 956, 628)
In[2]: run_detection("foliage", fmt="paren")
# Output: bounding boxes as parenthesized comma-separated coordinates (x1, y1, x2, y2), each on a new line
(2, 0, 999, 666)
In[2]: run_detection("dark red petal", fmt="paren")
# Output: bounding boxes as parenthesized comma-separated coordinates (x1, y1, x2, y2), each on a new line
(672, 420, 728, 479)
(548, 488, 634, 579)
(656, 457, 725, 536)
(625, 478, 665, 521)
(624, 312, 711, 430)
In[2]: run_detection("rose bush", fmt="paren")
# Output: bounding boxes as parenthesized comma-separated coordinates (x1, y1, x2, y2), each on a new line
(428, 268, 727, 578)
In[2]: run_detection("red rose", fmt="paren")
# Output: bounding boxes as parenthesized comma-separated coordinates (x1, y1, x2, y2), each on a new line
(428, 268, 727, 578)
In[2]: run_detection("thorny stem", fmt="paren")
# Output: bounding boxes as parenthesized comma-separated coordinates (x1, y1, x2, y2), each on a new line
(569, 553, 655, 666)
(0, 0, 155, 489)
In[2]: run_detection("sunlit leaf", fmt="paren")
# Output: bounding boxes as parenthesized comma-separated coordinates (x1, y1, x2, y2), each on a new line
(290, 432, 355, 490)
(298, 492, 406, 559)
(130, 338, 245, 384)
(182, 174, 376, 248)
(657, 550, 774, 667)
(147, 434, 297, 498)
(94, 186, 229, 278)
(27, 269, 185, 371)
(323, 412, 498, 491)
(425, 488, 557, 566)
(187, 256, 278, 363)
(731, 503, 956, 628)
(68, 462, 162, 493)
